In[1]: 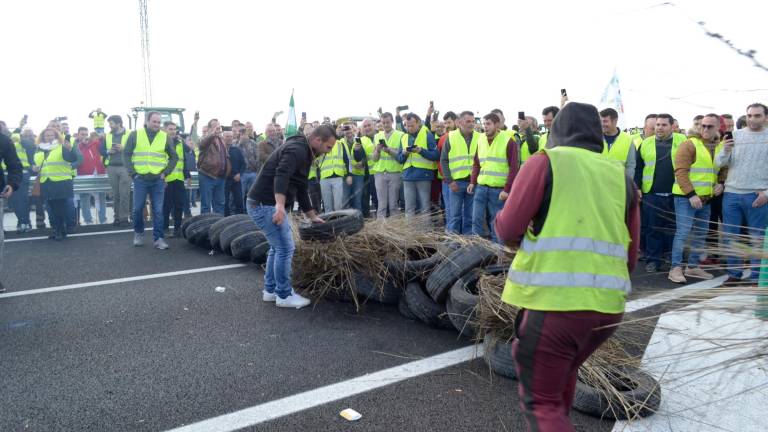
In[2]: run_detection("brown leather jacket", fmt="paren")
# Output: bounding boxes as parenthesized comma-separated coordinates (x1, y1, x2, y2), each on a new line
(198, 134, 231, 178)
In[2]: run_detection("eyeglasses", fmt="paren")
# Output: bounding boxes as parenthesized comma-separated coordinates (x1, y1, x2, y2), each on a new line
(700, 124, 716, 129)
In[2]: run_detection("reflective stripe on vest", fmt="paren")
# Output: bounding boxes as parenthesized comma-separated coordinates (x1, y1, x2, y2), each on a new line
(34, 145, 72, 182)
(373, 130, 405, 173)
(319, 140, 347, 179)
(671, 137, 719, 197)
(165, 141, 185, 182)
(402, 126, 437, 171)
(105, 130, 129, 166)
(602, 131, 632, 165)
(132, 129, 169, 175)
(639, 134, 686, 193)
(476, 132, 509, 188)
(502, 146, 630, 314)
(447, 130, 479, 180)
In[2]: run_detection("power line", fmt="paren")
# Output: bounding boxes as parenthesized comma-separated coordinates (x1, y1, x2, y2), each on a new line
(139, 0, 153, 105)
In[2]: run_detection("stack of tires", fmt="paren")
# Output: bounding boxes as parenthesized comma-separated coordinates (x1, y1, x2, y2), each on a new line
(182, 214, 270, 263)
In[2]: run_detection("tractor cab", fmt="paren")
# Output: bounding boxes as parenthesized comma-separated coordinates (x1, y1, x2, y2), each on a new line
(128, 107, 186, 134)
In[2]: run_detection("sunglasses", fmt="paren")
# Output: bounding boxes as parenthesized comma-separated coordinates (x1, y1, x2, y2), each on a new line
(700, 124, 717, 129)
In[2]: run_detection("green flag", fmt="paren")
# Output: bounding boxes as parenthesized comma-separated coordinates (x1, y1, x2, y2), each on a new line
(285, 90, 298, 137)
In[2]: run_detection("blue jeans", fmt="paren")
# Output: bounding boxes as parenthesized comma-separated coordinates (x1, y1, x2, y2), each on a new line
(79, 192, 107, 224)
(248, 203, 295, 299)
(472, 185, 504, 243)
(241, 171, 257, 209)
(343, 175, 365, 211)
(722, 192, 768, 280)
(10, 172, 31, 225)
(642, 194, 675, 267)
(671, 197, 711, 268)
(133, 176, 165, 240)
(441, 182, 451, 231)
(199, 172, 225, 214)
(448, 180, 473, 234)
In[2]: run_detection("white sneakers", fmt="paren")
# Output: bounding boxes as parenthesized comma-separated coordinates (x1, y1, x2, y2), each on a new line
(263, 290, 278, 302)
(274, 292, 311, 309)
(133, 233, 144, 247)
(669, 266, 714, 284)
(154, 238, 169, 250)
(668, 266, 686, 284)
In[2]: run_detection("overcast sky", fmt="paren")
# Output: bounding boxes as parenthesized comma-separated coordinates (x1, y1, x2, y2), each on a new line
(2, 0, 766, 133)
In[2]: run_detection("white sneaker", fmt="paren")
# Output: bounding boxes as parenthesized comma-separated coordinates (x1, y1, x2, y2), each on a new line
(133, 233, 144, 247)
(275, 293, 311, 309)
(263, 289, 296, 302)
(154, 238, 169, 250)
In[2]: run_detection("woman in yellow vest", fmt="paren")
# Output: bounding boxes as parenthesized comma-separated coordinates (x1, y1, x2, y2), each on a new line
(667, 114, 723, 283)
(494, 103, 640, 432)
(32, 128, 77, 240)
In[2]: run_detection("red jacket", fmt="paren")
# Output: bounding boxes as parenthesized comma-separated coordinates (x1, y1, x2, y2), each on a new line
(77, 139, 106, 175)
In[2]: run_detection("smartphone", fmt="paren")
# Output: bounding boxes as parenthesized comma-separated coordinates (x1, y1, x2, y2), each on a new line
(723, 131, 733, 141)
(301, 112, 307, 119)
(222, 126, 232, 132)
(378, 139, 386, 146)
(561, 88, 568, 97)
(474, 117, 481, 124)
(396, 105, 409, 112)
(518, 111, 525, 120)
(355, 137, 361, 144)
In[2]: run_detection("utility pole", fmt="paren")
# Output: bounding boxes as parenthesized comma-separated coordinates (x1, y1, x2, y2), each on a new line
(139, 0, 153, 106)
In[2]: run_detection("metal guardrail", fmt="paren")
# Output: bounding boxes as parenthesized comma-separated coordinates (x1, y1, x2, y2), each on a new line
(29, 172, 200, 194)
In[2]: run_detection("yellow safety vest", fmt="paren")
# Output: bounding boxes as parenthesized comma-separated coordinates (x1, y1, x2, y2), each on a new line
(132, 129, 169, 175)
(519, 134, 540, 165)
(11, 136, 30, 168)
(360, 136, 377, 174)
(343, 137, 374, 176)
(373, 130, 404, 173)
(401, 126, 437, 171)
(92, 112, 106, 129)
(539, 132, 549, 148)
(502, 146, 630, 314)
(105, 130, 129, 166)
(477, 132, 510, 188)
(447, 130, 479, 181)
(319, 140, 347, 179)
(639, 134, 686, 193)
(671, 137, 722, 197)
(166, 140, 185, 182)
(602, 131, 633, 165)
(34, 145, 72, 183)
(629, 133, 645, 149)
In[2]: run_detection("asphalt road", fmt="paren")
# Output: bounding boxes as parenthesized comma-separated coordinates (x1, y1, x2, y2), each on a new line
(0, 228, 683, 432)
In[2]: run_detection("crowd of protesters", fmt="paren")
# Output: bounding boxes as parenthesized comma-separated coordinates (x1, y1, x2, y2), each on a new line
(1, 99, 766, 285)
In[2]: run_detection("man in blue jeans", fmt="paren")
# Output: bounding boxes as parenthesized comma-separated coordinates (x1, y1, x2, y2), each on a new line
(715, 103, 768, 285)
(668, 114, 722, 283)
(123, 111, 179, 249)
(439, 111, 478, 234)
(197, 119, 230, 214)
(246, 124, 337, 309)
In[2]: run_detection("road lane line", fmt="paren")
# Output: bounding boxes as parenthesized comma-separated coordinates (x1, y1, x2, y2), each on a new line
(164, 275, 729, 432)
(0, 264, 249, 299)
(6, 229, 135, 242)
(165, 345, 482, 432)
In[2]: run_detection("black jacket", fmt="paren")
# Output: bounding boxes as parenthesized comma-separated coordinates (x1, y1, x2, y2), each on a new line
(0, 133, 23, 191)
(248, 134, 313, 212)
(227, 144, 246, 178)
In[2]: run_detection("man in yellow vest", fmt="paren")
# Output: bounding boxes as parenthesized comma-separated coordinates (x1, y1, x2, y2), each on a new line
(668, 113, 722, 283)
(532, 106, 560, 150)
(439, 111, 479, 234)
(8, 131, 33, 232)
(339, 122, 365, 211)
(123, 111, 179, 249)
(517, 116, 540, 166)
(600, 108, 636, 177)
(467, 113, 518, 242)
(354, 118, 377, 217)
(630, 114, 657, 150)
(495, 102, 640, 431)
(371, 112, 405, 218)
(318, 127, 350, 212)
(89, 108, 107, 135)
(101, 115, 131, 226)
(161, 121, 191, 237)
(395, 113, 439, 220)
(634, 113, 686, 272)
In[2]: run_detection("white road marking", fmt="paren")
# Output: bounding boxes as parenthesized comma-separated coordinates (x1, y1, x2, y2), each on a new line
(6, 229, 135, 243)
(164, 345, 483, 432)
(0, 264, 249, 299)
(163, 278, 724, 432)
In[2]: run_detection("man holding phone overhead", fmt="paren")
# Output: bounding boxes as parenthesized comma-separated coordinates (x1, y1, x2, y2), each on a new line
(371, 112, 405, 219)
(716, 103, 768, 285)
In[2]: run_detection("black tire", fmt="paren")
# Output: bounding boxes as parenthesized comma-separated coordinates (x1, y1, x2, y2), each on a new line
(353, 273, 401, 305)
(250, 241, 270, 264)
(573, 367, 661, 420)
(209, 214, 252, 251)
(446, 265, 507, 338)
(181, 213, 221, 239)
(231, 231, 267, 260)
(483, 334, 517, 380)
(426, 244, 498, 303)
(219, 219, 259, 256)
(398, 295, 418, 320)
(298, 209, 364, 242)
(185, 217, 222, 247)
(404, 281, 453, 329)
(386, 243, 448, 283)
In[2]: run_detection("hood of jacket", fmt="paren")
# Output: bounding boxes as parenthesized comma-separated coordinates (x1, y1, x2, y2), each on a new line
(548, 102, 604, 153)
